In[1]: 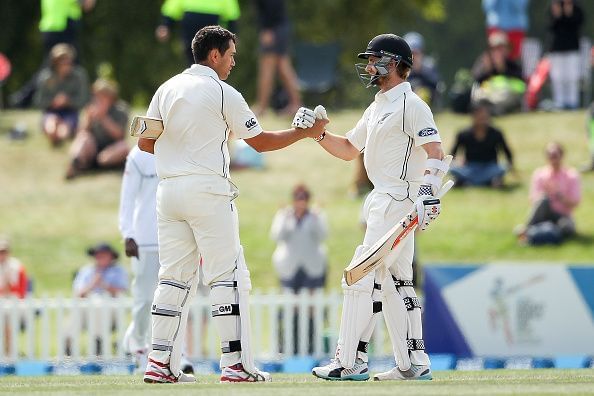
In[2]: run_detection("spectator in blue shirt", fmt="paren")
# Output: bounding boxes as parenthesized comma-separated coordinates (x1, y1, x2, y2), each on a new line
(73, 243, 128, 298)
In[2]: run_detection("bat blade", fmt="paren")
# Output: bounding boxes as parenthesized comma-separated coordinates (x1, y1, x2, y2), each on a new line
(344, 212, 417, 286)
(129, 116, 164, 139)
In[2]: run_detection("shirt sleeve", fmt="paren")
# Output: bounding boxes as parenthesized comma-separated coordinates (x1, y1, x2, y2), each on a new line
(72, 267, 90, 295)
(118, 152, 142, 240)
(407, 98, 441, 147)
(346, 106, 371, 152)
(224, 87, 263, 140)
(529, 169, 544, 204)
(566, 170, 581, 206)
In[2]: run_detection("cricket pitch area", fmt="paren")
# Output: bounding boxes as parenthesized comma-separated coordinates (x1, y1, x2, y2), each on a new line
(1, 369, 593, 395)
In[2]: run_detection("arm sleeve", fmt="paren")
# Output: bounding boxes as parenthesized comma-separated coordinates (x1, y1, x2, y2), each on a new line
(70, 68, 90, 110)
(567, 171, 581, 205)
(408, 98, 441, 147)
(33, 71, 53, 109)
(450, 132, 462, 157)
(119, 154, 142, 240)
(310, 211, 328, 241)
(72, 267, 88, 294)
(224, 88, 263, 139)
(270, 209, 293, 242)
(346, 106, 371, 152)
(14, 265, 27, 299)
(497, 130, 514, 165)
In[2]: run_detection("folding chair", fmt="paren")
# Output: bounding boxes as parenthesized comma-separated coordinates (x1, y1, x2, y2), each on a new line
(294, 42, 340, 103)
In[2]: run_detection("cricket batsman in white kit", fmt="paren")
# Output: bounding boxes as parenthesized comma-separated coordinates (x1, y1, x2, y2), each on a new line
(304, 34, 449, 381)
(137, 25, 327, 383)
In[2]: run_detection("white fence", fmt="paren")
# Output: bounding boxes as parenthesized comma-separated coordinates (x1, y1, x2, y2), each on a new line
(0, 292, 394, 362)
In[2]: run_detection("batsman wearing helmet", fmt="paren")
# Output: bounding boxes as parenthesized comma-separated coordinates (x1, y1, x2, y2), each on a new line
(138, 26, 326, 383)
(304, 34, 449, 381)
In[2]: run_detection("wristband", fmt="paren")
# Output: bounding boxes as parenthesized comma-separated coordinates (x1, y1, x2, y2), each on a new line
(314, 131, 326, 142)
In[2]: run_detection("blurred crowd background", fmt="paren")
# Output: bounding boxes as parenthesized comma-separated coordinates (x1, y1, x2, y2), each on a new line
(1, 0, 593, 109)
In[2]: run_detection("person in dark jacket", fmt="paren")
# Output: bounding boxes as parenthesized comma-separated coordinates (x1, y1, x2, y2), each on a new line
(548, 0, 584, 110)
(450, 100, 514, 187)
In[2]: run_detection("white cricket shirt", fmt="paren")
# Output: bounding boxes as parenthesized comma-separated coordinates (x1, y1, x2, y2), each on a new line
(146, 64, 263, 193)
(118, 146, 159, 250)
(346, 82, 441, 199)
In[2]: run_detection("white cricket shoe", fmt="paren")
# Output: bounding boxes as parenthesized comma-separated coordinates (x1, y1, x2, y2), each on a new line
(312, 358, 369, 381)
(143, 358, 196, 383)
(220, 363, 271, 382)
(373, 364, 432, 381)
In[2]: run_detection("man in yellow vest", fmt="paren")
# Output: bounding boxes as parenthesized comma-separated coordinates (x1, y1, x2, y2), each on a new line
(156, 0, 240, 66)
(39, 0, 95, 59)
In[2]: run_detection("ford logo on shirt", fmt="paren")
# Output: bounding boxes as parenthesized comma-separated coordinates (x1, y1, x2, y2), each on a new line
(418, 127, 438, 137)
(245, 118, 258, 130)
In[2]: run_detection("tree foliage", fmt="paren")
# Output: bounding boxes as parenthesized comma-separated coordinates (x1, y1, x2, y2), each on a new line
(1, 0, 592, 108)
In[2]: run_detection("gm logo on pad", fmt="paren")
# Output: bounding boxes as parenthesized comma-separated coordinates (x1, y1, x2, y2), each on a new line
(245, 118, 258, 130)
(418, 127, 438, 137)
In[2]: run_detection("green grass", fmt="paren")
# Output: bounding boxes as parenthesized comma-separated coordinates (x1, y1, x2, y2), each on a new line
(0, 109, 593, 295)
(1, 371, 594, 395)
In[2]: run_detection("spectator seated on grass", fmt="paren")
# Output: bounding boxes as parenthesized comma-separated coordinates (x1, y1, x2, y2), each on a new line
(0, 236, 28, 356)
(34, 43, 89, 147)
(66, 79, 129, 180)
(68, 242, 128, 356)
(471, 32, 525, 115)
(516, 142, 581, 245)
(449, 100, 514, 188)
(73, 242, 128, 298)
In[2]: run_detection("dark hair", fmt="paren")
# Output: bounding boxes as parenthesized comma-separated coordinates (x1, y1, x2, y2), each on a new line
(396, 61, 411, 80)
(472, 99, 493, 114)
(292, 184, 311, 201)
(191, 25, 236, 63)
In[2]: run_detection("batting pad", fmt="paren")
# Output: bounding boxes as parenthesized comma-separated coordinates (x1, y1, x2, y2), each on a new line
(210, 276, 241, 369)
(151, 279, 192, 376)
(381, 276, 412, 371)
(399, 286, 430, 366)
(336, 272, 374, 369)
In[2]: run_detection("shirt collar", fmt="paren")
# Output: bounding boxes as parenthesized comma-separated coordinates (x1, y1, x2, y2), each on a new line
(375, 82, 412, 103)
(183, 64, 220, 80)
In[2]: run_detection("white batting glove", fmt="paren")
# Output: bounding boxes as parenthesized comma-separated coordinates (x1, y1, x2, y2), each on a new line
(415, 156, 453, 231)
(314, 105, 328, 120)
(291, 107, 316, 129)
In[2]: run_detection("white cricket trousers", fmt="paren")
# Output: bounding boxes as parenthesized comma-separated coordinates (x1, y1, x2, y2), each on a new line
(549, 51, 581, 109)
(148, 174, 241, 372)
(336, 190, 429, 367)
(123, 250, 160, 353)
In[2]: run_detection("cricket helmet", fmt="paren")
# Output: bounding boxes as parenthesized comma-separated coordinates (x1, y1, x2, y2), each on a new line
(355, 33, 413, 88)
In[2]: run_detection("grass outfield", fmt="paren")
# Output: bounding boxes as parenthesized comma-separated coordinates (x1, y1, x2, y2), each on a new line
(0, 109, 593, 294)
(1, 370, 594, 395)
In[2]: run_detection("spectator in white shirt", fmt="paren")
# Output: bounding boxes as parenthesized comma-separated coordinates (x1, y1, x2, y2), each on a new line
(270, 184, 328, 293)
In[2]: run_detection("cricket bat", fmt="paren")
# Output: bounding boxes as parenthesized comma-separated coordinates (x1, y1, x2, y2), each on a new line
(129, 116, 164, 140)
(344, 179, 454, 286)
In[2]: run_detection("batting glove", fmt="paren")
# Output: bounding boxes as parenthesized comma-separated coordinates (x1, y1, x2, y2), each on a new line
(314, 105, 328, 120)
(291, 107, 316, 129)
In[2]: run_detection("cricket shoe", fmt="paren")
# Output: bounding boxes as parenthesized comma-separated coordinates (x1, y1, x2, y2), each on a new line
(180, 355, 194, 374)
(373, 364, 432, 381)
(312, 358, 369, 381)
(220, 363, 271, 382)
(143, 358, 196, 383)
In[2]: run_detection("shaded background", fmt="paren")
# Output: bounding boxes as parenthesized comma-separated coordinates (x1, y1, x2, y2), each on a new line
(2, 0, 593, 108)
